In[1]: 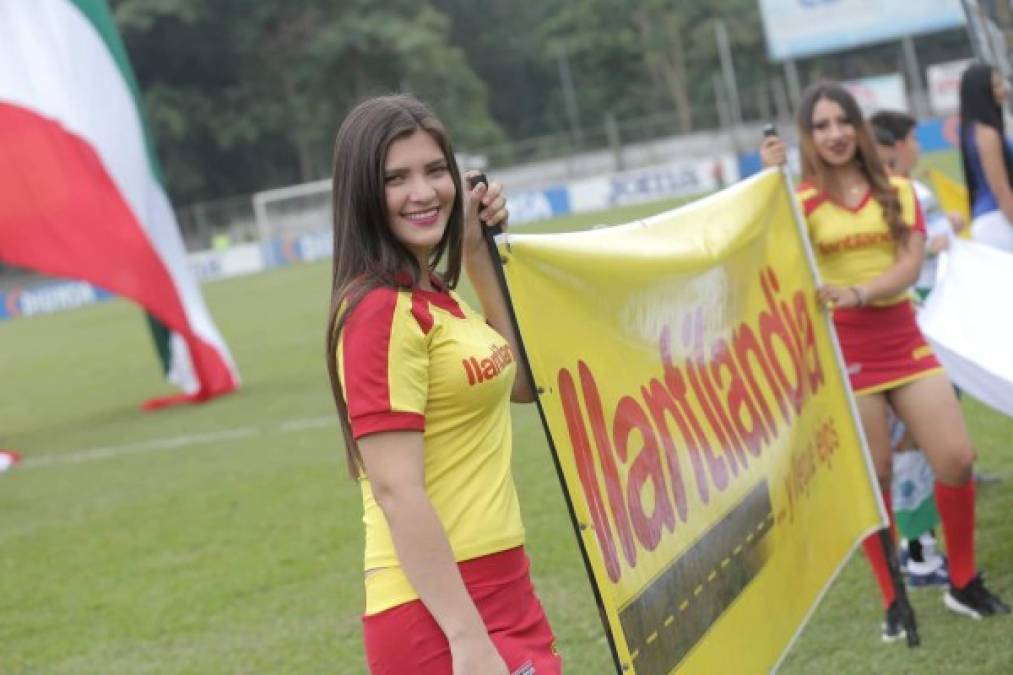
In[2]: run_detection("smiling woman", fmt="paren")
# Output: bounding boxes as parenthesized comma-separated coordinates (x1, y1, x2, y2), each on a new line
(383, 131, 457, 268)
(323, 94, 560, 675)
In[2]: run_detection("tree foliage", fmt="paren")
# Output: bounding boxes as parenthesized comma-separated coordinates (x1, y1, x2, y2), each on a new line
(110, 0, 971, 205)
(112, 0, 504, 203)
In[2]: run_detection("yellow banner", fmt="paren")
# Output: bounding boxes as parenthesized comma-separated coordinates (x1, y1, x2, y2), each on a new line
(927, 168, 971, 239)
(499, 170, 884, 674)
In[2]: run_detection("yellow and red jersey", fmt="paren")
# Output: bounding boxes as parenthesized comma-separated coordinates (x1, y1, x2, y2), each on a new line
(338, 279, 525, 615)
(798, 175, 925, 306)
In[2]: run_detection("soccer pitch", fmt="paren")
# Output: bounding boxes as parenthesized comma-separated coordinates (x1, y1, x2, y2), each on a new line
(3, 187, 1012, 674)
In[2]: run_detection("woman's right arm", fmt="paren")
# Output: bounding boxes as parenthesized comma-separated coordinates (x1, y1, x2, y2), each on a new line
(760, 136, 787, 167)
(359, 431, 509, 675)
(974, 124, 1013, 223)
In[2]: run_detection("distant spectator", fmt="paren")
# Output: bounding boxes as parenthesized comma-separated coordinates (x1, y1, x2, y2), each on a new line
(958, 63, 1013, 251)
(870, 110, 965, 299)
(869, 110, 954, 591)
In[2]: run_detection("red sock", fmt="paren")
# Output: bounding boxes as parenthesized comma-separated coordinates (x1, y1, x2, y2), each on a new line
(862, 488, 897, 608)
(883, 487, 898, 543)
(935, 480, 976, 588)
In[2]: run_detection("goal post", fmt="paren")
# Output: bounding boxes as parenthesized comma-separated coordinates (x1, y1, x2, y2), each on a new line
(252, 178, 332, 267)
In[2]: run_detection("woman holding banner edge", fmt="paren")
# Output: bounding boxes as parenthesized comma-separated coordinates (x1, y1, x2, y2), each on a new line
(760, 82, 1009, 642)
(325, 94, 561, 674)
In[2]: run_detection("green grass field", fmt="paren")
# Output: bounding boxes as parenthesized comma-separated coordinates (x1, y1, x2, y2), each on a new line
(3, 156, 1012, 674)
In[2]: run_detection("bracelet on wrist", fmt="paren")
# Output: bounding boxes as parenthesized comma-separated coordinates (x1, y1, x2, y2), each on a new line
(850, 286, 867, 307)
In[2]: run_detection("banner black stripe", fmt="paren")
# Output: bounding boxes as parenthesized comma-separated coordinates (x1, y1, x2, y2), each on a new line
(619, 480, 774, 674)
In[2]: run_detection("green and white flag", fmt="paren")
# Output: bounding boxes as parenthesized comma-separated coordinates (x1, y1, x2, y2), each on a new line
(0, 0, 239, 407)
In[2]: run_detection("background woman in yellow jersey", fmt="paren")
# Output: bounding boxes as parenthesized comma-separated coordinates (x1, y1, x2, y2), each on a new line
(325, 94, 560, 675)
(958, 63, 1013, 251)
(761, 82, 1008, 642)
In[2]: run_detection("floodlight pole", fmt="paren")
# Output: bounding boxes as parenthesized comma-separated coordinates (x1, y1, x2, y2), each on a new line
(715, 19, 743, 130)
(783, 58, 801, 111)
(556, 46, 585, 151)
(901, 36, 928, 117)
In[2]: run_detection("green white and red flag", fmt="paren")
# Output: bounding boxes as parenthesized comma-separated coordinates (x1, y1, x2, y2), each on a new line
(0, 0, 239, 407)
(0, 450, 21, 473)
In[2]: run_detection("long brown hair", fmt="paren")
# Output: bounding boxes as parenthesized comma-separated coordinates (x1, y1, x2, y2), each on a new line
(325, 94, 464, 477)
(797, 82, 907, 242)
(959, 63, 1013, 211)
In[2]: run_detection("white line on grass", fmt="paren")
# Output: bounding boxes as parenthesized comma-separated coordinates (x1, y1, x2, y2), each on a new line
(21, 415, 337, 470)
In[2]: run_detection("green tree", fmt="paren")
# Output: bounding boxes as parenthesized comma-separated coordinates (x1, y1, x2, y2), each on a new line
(111, 0, 970, 206)
(112, 0, 504, 204)
(533, 0, 775, 139)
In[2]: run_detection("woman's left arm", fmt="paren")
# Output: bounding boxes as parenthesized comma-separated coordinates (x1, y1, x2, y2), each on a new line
(817, 231, 925, 308)
(860, 230, 924, 300)
(461, 172, 536, 403)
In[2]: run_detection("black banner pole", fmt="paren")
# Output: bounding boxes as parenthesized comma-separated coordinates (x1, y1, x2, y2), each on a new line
(467, 173, 626, 673)
(880, 528, 920, 646)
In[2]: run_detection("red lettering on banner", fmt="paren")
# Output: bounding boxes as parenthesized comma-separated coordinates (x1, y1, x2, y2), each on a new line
(682, 313, 732, 487)
(614, 396, 674, 552)
(559, 367, 622, 581)
(558, 267, 825, 582)
(661, 329, 716, 505)
(710, 337, 770, 458)
(759, 269, 805, 419)
(793, 290, 825, 393)
(580, 361, 638, 570)
(785, 416, 840, 522)
(731, 324, 780, 432)
(640, 378, 690, 522)
(700, 330, 748, 473)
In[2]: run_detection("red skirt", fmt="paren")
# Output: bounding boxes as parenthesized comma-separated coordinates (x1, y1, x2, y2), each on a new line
(833, 301, 943, 395)
(362, 546, 561, 675)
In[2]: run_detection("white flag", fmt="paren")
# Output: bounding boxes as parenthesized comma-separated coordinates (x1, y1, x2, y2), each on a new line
(919, 239, 1013, 417)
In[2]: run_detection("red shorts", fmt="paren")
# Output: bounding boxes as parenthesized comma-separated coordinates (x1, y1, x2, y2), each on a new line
(833, 301, 942, 395)
(362, 547, 561, 675)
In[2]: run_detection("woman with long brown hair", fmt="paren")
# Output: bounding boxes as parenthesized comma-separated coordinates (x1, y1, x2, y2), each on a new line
(762, 82, 1008, 641)
(958, 62, 1013, 251)
(326, 94, 560, 674)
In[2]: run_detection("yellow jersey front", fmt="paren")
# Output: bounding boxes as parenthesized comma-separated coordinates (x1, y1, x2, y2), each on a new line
(338, 281, 525, 614)
(798, 176, 925, 306)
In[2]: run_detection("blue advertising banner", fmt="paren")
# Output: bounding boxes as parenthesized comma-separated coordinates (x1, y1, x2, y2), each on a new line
(0, 281, 114, 320)
(759, 0, 965, 61)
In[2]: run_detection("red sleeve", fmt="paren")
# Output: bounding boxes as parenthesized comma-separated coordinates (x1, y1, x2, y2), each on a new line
(340, 288, 426, 439)
(797, 182, 826, 218)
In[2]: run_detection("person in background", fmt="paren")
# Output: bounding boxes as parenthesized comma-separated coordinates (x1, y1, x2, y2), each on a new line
(761, 82, 1009, 643)
(869, 111, 959, 590)
(325, 94, 560, 675)
(871, 111, 966, 300)
(958, 63, 1013, 251)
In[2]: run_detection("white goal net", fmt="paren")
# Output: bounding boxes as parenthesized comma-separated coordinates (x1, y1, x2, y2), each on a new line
(252, 178, 333, 266)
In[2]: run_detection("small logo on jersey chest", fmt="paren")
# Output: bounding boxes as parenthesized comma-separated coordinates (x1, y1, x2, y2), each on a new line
(462, 343, 514, 385)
